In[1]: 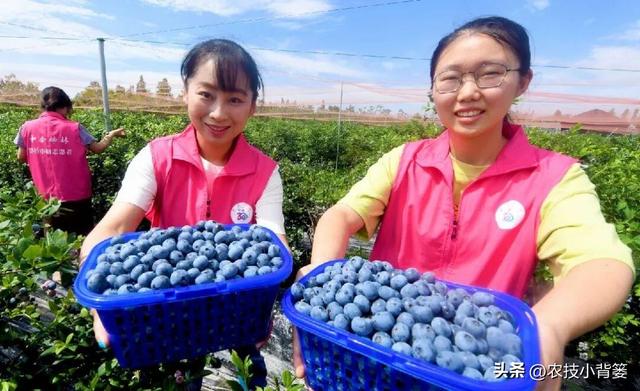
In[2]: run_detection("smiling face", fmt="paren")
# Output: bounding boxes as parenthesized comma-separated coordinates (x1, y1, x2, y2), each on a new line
(431, 33, 532, 140)
(183, 58, 256, 158)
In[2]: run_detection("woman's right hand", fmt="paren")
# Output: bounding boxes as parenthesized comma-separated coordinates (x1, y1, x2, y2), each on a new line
(292, 263, 317, 380)
(92, 309, 110, 348)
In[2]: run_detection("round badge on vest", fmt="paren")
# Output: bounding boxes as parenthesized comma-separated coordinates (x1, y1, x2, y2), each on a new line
(231, 202, 253, 224)
(495, 200, 526, 230)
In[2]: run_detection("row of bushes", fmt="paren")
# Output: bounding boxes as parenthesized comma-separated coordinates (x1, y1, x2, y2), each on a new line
(0, 104, 638, 387)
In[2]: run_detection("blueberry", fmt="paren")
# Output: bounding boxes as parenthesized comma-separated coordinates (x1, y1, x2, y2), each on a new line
(113, 274, 131, 289)
(295, 301, 312, 316)
(221, 263, 239, 278)
(483, 366, 504, 382)
(187, 267, 201, 281)
(130, 264, 148, 281)
(198, 244, 217, 258)
(462, 367, 483, 380)
(177, 232, 193, 243)
(400, 283, 419, 299)
(440, 301, 456, 320)
(431, 317, 452, 338)
(123, 255, 140, 273)
(110, 234, 125, 245)
(390, 274, 408, 290)
(409, 305, 434, 323)
(391, 322, 410, 343)
(404, 268, 420, 283)
(204, 220, 219, 232)
(478, 307, 499, 327)
(87, 273, 109, 293)
(477, 354, 494, 372)
(155, 262, 173, 277)
(195, 271, 214, 285)
(372, 331, 393, 348)
(267, 244, 280, 257)
(433, 335, 452, 353)
(384, 297, 402, 317)
(175, 259, 193, 270)
(471, 291, 495, 307)
(371, 298, 387, 314)
(396, 312, 416, 328)
(436, 350, 465, 373)
(462, 317, 486, 339)
(456, 300, 476, 318)
(117, 284, 136, 295)
(498, 319, 515, 334)
(372, 311, 395, 332)
(169, 269, 190, 286)
(375, 271, 391, 286)
(486, 326, 504, 351)
(150, 275, 171, 289)
(149, 245, 169, 259)
(333, 313, 349, 330)
(357, 267, 373, 283)
(454, 330, 478, 353)
(343, 303, 362, 320)
(501, 353, 522, 371)
(137, 271, 156, 287)
(109, 262, 124, 275)
(227, 244, 244, 260)
(310, 306, 329, 322)
(335, 288, 355, 305)
(243, 267, 258, 278)
(120, 244, 138, 259)
(446, 289, 466, 308)
(423, 296, 442, 314)
(353, 295, 371, 313)
(94, 261, 111, 275)
(106, 274, 117, 286)
(378, 286, 399, 301)
(392, 342, 413, 356)
(257, 265, 271, 275)
(351, 317, 373, 337)
(193, 255, 210, 271)
(309, 295, 324, 307)
(140, 254, 155, 267)
(326, 302, 343, 320)
(503, 333, 522, 356)
(412, 338, 435, 362)
(169, 250, 184, 264)
(412, 323, 436, 342)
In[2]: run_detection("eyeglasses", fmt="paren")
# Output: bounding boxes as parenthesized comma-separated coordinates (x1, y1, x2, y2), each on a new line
(433, 63, 521, 94)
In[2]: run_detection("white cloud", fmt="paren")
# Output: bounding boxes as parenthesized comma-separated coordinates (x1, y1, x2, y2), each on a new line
(255, 50, 369, 79)
(140, 0, 333, 18)
(527, 0, 550, 11)
(612, 20, 640, 41)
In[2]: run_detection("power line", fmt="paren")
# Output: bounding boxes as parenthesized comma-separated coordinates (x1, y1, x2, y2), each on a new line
(0, 21, 86, 39)
(118, 0, 425, 39)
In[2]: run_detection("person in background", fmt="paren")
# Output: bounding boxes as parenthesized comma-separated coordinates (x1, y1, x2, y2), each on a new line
(15, 86, 125, 235)
(80, 39, 287, 390)
(294, 16, 634, 391)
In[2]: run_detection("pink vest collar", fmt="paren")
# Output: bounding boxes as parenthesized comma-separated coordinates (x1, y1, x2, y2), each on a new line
(415, 122, 538, 177)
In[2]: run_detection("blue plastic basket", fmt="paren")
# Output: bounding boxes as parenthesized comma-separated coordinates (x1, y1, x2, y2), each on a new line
(282, 259, 540, 391)
(74, 224, 292, 368)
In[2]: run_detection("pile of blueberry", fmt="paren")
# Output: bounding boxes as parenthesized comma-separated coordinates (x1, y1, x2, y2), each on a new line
(85, 221, 284, 295)
(291, 257, 524, 382)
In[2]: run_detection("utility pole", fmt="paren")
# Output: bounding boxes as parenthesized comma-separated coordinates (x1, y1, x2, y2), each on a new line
(335, 81, 344, 171)
(97, 38, 112, 132)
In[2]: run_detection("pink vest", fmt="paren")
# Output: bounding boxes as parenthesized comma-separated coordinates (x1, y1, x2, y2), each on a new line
(147, 125, 277, 228)
(20, 111, 92, 201)
(370, 123, 576, 298)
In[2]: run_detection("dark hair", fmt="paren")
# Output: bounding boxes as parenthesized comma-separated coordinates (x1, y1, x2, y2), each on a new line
(40, 86, 72, 112)
(430, 16, 531, 83)
(181, 39, 263, 103)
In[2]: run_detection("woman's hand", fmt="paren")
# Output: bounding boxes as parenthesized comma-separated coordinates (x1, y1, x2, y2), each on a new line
(534, 313, 568, 390)
(91, 309, 110, 349)
(109, 128, 126, 138)
(292, 263, 316, 380)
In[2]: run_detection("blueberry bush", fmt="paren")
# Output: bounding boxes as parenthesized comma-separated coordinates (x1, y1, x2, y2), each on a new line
(0, 103, 638, 387)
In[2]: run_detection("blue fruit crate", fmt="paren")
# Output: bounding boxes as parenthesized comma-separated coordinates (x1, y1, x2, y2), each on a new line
(282, 259, 540, 391)
(74, 224, 292, 368)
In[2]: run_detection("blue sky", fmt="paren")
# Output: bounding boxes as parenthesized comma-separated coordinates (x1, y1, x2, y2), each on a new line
(1, 0, 639, 115)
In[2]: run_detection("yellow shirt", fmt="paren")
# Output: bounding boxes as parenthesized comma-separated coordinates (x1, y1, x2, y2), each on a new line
(339, 144, 634, 283)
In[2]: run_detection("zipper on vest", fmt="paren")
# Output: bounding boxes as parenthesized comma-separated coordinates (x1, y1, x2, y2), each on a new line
(206, 199, 211, 218)
(451, 218, 458, 240)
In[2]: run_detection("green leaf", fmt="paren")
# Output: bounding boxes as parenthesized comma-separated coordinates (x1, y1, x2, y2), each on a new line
(22, 244, 42, 260)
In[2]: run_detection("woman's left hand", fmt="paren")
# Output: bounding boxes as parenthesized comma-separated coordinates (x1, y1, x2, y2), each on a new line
(534, 316, 567, 391)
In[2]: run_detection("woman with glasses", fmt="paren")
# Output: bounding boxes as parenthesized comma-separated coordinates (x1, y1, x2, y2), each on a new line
(294, 16, 634, 390)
